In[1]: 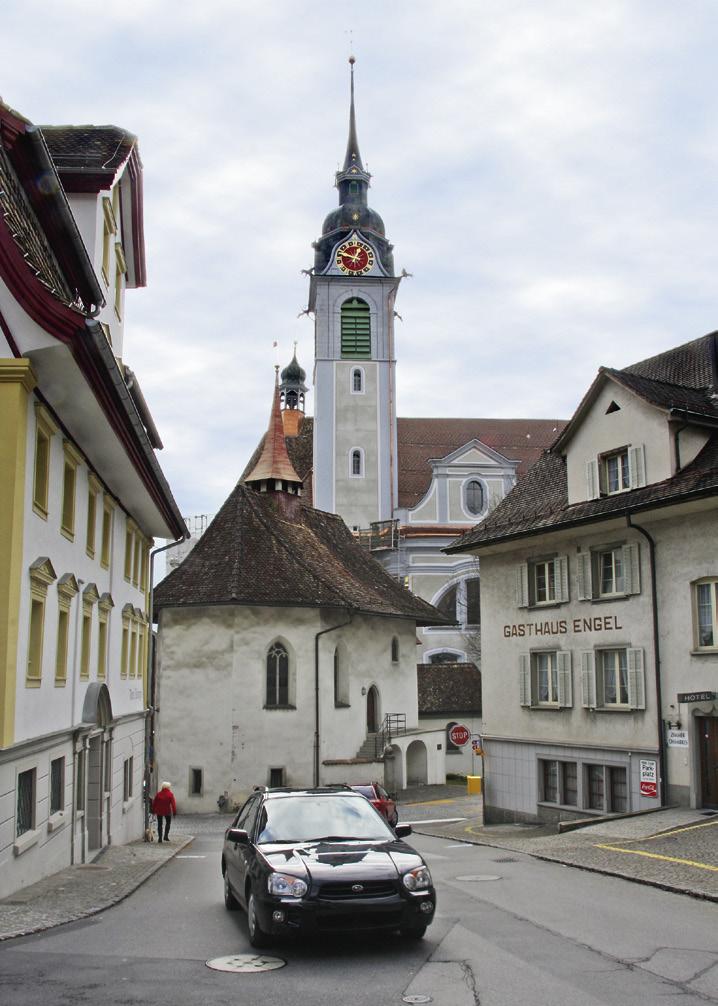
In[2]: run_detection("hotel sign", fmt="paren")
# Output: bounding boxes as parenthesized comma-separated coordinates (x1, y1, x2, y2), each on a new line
(677, 691, 715, 704)
(503, 615, 623, 639)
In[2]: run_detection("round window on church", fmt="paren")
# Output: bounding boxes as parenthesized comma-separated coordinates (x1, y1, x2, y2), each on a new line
(464, 479, 485, 516)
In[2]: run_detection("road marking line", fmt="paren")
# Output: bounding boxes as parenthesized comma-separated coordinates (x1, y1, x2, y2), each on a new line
(403, 799, 456, 807)
(176, 855, 206, 859)
(445, 843, 473, 849)
(404, 817, 467, 826)
(594, 844, 718, 872)
(642, 818, 718, 841)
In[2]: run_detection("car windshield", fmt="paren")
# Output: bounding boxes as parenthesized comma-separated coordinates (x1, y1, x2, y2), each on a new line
(256, 795, 393, 844)
(352, 786, 376, 799)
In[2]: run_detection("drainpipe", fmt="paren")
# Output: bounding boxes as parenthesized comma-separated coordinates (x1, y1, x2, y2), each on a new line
(626, 515, 667, 805)
(69, 580, 84, 864)
(314, 611, 353, 786)
(144, 536, 186, 837)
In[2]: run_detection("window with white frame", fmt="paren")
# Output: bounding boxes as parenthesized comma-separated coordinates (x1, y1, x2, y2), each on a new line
(463, 479, 485, 517)
(519, 651, 572, 708)
(586, 444, 646, 499)
(123, 756, 133, 802)
(349, 448, 364, 478)
(576, 543, 640, 600)
(693, 578, 718, 650)
(427, 650, 464, 664)
(581, 647, 644, 710)
(516, 555, 569, 608)
(351, 367, 364, 393)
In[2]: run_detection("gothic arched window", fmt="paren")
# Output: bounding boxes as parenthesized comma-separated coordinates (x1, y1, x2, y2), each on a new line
(464, 479, 485, 516)
(352, 368, 363, 393)
(266, 643, 289, 707)
(341, 298, 371, 359)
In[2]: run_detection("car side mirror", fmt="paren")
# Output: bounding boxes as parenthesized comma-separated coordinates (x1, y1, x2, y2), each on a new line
(394, 824, 412, 838)
(226, 827, 249, 845)
(388, 793, 397, 802)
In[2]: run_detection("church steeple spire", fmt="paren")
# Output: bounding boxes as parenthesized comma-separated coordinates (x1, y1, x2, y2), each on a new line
(335, 56, 371, 198)
(342, 56, 364, 174)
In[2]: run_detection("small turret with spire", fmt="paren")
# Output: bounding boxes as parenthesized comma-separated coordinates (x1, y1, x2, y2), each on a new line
(243, 368, 303, 495)
(279, 343, 308, 437)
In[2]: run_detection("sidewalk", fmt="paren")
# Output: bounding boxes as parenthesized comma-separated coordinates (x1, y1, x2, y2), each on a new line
(408, 795, 718, 902)
(0, 834, 194, 941)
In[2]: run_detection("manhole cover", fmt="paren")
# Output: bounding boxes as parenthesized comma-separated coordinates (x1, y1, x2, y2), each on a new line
(454, 874, 501, 882)
(206, 954, 286, 973)
(403, 996, 433, 1004)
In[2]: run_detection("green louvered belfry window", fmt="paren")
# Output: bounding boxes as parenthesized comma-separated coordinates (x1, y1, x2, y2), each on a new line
(341, 298, 371, 359)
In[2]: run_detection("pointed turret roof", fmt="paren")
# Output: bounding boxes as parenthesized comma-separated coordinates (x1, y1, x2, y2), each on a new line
(342, 56, 365, 174)
(243, 370, 302, 489)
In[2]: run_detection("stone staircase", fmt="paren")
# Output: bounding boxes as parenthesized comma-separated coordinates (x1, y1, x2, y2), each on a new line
(355, 732, 380, 760)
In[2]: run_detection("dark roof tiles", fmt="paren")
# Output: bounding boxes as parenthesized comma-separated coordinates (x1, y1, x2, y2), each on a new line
(417, 662, 482, 715)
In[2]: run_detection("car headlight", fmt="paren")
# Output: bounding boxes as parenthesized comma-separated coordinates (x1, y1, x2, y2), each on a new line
(402, 866, 432, 892)
(267, 872, 308, 898)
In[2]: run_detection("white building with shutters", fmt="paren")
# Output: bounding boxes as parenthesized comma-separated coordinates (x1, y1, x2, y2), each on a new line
(447, 333, 718, 824)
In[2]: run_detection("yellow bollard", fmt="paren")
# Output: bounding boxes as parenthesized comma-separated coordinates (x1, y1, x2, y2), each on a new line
(466, 775, 482, 796)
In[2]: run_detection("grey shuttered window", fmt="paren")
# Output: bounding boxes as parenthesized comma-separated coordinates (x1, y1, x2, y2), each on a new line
(516, 564, 529, 608)
(341, 298, 371, 359)
(621, 543, 641, 595)
(581, 650, 597, 708)
(627, 648, 646, 709)
(519, 653, 531, 706)
(556, 651, 572, 707)
(628, 445, 646, 489)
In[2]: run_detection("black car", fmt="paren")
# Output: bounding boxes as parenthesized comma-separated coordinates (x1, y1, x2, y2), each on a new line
(221, 786, 436, 946)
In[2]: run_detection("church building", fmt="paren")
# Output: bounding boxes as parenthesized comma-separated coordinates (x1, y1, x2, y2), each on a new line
(153, 379, 450, 811)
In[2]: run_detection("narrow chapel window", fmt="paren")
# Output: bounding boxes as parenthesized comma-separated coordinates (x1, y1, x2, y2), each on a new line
(351, 450, 363, 477)
(266, 643, 289, 707)
(352, 368, 363, 393)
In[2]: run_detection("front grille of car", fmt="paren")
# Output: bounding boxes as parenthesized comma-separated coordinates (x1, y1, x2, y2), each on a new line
(319, 880, 397, 901)
(316, 909, 404, 932)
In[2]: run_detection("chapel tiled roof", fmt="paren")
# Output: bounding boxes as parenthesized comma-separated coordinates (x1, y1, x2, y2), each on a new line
(243, 380, 302, 486)
(448, 334, 718, 553)
(242, 416, 314, 503)
(153, 482, 450, 625)
(417, 662, 482, 715)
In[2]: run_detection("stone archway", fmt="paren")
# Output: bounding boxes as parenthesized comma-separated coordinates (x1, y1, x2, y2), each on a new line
(406, 740, 428, 786)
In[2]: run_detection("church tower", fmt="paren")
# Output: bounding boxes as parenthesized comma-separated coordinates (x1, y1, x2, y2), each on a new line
(309, 58, 399, 529)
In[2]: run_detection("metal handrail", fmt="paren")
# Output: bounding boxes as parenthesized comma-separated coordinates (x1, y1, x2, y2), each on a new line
(376, 712, 406, 757)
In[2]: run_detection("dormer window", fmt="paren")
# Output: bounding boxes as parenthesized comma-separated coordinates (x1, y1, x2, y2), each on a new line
(604, 449, 629, 495)
(586, 444, 646, 499)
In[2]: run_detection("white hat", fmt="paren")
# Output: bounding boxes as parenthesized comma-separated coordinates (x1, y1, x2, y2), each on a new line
(161, 781, 171, 789)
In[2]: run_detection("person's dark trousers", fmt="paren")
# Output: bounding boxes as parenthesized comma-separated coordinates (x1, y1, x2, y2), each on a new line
(157, 815, 171, 842)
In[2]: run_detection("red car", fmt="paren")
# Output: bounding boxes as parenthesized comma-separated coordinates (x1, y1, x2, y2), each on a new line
(351, 783, 399, 827)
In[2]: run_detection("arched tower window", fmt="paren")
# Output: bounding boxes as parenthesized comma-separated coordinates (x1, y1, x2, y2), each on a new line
(334, 645, 349, 706)
(350, 448, 364, 477)
(266, 643, 289, 707)
(464, 479, 485, 516)
(391, 637, 399, 663)
(341, 298, 371, 359)
(351, 367, 364, 393)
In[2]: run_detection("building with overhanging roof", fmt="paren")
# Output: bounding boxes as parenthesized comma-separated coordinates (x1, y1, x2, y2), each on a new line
(447, 332, 718, 823)
(0, 99, 185, 898)
(153, 377, 453, 809)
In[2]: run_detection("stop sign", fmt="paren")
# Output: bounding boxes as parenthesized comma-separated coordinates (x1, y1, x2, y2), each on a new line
(449, 723, 470, 747)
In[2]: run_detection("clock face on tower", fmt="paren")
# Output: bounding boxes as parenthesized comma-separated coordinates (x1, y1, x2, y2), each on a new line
(336, 238, 375, 275)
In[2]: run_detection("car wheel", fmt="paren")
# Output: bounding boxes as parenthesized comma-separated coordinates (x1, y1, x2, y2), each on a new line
(247, 890, 270, 948)
(400, 923, 427, 939)
(224, 871, 239, 911)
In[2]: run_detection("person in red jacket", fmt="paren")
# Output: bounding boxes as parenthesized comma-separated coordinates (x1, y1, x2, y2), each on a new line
(151, 782, 177, 843)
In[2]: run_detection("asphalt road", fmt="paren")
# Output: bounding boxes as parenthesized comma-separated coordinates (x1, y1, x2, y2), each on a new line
(0, 821, 716, 1006)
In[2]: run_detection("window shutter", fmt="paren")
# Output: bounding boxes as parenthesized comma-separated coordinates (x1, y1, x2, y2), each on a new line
(519, 654, 531, 707)
(556, 555, 569, 602)
(581, 651, 596, 708)
(516, 563, 529, 608)
(628, 444, 647, 489)
(576, 552, 592, 600)
(586, 459, 600, 499)
(627, 648, 645, 709)
(622, 543, 640, 595)
(557, 651, 572, 708)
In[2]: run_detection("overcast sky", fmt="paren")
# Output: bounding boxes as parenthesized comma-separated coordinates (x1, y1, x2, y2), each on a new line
(4, 1, 718, 522)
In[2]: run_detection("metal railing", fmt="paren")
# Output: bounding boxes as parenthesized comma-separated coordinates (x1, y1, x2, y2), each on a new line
(376, 712, 406, 757)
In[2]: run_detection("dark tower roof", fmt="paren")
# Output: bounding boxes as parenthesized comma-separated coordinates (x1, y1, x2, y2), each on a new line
(313, 59, 394, 275)
(280, 345, 308, 391)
